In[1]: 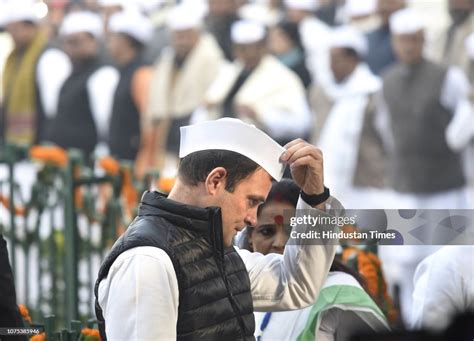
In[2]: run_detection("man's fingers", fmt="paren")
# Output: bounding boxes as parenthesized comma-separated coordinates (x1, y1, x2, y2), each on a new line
(290, 155, 317, 169)
(283, 138, 305, 150)
(285, 145, 323, 165)
(281, 139, 310, 162)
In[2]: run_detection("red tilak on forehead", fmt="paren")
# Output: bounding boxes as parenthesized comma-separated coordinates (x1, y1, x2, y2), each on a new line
(274, 215, 284, 225)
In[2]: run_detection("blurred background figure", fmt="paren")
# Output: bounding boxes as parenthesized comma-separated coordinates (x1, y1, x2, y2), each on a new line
(411, 246, 474, 332)
(377, 7, 472, 210)
(313, 26, 386, 208)
(237, 0, 284, 27)
(199, 20, 311, 146)
(44, 11, 118, 159)
(106, 10, 153, 168)
(1, 1, 70, 146)
(375, 8, 474, 323)
(205, 0, 240, 60)
(284, 0, 331, 84)
(428, 0, 474, 77)
(267, 20, 312, 88)
(343, 0, 379, 32)
(314, 0, 346, 27)
(0, 234, 27, 341)
(365, 0, 406, 75)
(145, 4, 224, 177)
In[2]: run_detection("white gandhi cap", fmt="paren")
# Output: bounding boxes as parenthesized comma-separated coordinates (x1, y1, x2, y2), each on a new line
(167, 4, 203, 31)
(2, 1, 40, 26)
(109, 11, 154, 45)
(179, 118, 286, 181)
(60, 11, 103, 39)
(231, 20, 266, 44)
(284, 0, 320, 11)
(390, 8, 425, 35)
(330, 26, 368, 56)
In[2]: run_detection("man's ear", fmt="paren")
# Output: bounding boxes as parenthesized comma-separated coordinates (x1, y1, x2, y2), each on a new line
(204, 167, 228, 195)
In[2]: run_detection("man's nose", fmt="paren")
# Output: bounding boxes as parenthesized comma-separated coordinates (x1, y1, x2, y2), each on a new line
(244, 211, 257, 227)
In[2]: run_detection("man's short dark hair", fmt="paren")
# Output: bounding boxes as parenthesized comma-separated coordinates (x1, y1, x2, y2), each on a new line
(178, 150, 261, 192)
(121, 33, 146, 52)
(342, 47, 360, 61)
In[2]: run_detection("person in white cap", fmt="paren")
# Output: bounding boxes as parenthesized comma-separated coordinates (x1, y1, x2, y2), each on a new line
(44, 11, 119, 159)
(106, 10, 153, 165)
(365, 0, 405, 75)
(375, 9, 474, 322)
(376, 7, 472, 210)
(284, 0, 332, 84)
(1, 1, 71, 146)
(311, 26, 387, 208)
(143, 4, 225, 177)
(95, 118, 339, 340)
(427, 0, 473, 80)
(205, 0, 241, 61)
(200, 20, 311, 148)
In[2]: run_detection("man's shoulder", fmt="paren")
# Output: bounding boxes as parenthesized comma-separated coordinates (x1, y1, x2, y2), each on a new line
(113, 246, 172, 264)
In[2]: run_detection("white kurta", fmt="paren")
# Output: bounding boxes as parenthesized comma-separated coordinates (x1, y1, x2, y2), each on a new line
(199, 55, 312, 141)
(411, 246, 474, 331)
(98, 197, 340, 340)
(316, 63, 382, 208)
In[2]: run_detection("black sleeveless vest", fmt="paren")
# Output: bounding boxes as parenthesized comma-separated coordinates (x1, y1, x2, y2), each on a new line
(382, 60, 465, 193)
(46, 58, 102, 156)
(95, 191, 255, 340)
(108, 57, 144, 161)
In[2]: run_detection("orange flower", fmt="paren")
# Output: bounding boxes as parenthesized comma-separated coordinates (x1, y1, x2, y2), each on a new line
(30, 146, 68, 167)
(0, 195, 25, 216)
(158, 177, 175, 194)
(341, 247, 398, 324)
(81, 328, 101, 341)
(122, 168, 138, 215)
(18, 304, 32, 324)
(30, 332, 45, 341)
(99, 156, 120, 176)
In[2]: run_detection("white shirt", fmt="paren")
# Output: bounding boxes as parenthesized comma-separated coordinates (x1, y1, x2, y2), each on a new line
(98, 197, 340, 340)
(36, 48, 72, 118)
(411, 246, 474, 331)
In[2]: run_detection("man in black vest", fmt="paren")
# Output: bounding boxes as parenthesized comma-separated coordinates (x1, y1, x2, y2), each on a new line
(106, 11, 153, 164)
(45, 11, 118, 159)
(377, 7, 472, 209)
(95, 118, 339, 340)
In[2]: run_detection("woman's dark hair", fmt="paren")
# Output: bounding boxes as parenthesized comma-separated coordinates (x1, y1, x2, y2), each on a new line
(257, 178, 300, 216)
(275, 20, 305, 51)
(178, 150, 261, 192)
(330, 258, 367, 289)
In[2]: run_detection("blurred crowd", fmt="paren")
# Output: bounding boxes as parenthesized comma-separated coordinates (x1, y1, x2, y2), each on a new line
(1, 0, 473, 196)
(0, 0, 473, 332)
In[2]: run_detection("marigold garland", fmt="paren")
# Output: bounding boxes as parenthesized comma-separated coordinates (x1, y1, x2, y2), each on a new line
(18, 304, 32, 324)
(0, 195, 26, 216)
(158, 177, 175, 194)
(81, 327, 101, 341)
(342, 246, 398, 324)
(30, 146, 68, 167)
(30, 332, 45, 341)
(98, 156, 120, 176)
